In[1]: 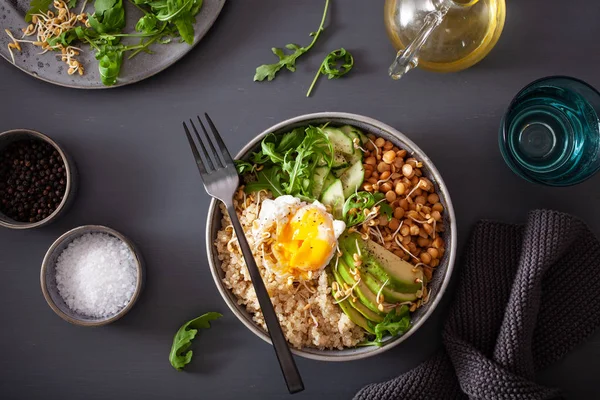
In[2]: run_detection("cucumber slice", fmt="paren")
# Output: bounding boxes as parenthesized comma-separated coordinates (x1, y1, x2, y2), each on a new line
(340, 125, 368, 144)
(338, 125, 365, 164)
(340, 125, 359, 143)
(312, 166, 330, 199)
(320, 179, 344, 219)
(323, 127, 354, 155)
(322, 173, 336, 193)
(345, 146, 364, 165)
(346, 151, 363, 165)
(332, 152, 349, 169)
(332, 166, 349, 178)
(340, 162, 365, 198)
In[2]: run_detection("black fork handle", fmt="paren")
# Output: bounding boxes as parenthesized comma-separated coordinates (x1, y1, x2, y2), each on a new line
(226, 203, 305, 394)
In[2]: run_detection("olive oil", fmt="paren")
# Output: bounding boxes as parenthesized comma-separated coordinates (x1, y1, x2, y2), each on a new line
(385, 0, 506, 73)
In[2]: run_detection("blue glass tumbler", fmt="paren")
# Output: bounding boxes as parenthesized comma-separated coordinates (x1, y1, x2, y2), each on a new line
(499, 76, 600, 186)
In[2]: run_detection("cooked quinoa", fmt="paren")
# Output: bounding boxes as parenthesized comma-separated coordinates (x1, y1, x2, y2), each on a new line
(214, 191, 365, 350)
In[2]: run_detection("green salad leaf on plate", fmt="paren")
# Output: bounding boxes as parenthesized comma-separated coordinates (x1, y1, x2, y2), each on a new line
(25, 0, 53, 22)
(18, 0, 206, 86)
(88, 0, 126, 34)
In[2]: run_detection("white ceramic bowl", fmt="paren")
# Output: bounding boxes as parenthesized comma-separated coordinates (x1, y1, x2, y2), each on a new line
(206, 112, 457, 361)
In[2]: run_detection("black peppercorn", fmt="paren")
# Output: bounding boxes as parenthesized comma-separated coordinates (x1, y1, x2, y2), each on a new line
(0, 140, 67, 222)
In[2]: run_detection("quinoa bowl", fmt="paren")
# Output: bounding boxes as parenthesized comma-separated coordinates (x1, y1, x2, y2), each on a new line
(206, 112, 457, 361)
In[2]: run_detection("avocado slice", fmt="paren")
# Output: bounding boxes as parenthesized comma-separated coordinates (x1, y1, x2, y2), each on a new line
(332, 266, 384, 323)
(362, 272, 418, 303)
(337, 258, 385, 316)
(339, 234, 424, 293)
(330, 275, 375, 334)
(361, 236, 425, 293)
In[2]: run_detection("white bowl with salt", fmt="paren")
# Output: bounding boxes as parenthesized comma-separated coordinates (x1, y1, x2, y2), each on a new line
(41, 225, 144, 326)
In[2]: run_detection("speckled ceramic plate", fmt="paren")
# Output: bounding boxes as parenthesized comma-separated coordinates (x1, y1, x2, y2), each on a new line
(0, 0, 225, 88)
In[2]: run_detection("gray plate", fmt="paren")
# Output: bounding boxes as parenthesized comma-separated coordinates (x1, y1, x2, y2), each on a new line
(0, 0, 225, 88)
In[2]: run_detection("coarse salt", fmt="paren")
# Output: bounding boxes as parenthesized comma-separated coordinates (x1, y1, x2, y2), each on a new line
(55, 232, 138, 318)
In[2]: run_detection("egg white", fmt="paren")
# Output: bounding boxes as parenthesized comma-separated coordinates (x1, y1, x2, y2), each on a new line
(253, 195, 346, 280)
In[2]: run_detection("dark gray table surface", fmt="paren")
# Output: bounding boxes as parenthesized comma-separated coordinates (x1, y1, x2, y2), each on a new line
(1, 1, 600, 399)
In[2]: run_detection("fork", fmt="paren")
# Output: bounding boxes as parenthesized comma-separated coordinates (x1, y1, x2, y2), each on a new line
(183, 113, 304, 394)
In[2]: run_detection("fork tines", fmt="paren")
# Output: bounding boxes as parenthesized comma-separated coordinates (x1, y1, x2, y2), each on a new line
(183, 113, 234, 174)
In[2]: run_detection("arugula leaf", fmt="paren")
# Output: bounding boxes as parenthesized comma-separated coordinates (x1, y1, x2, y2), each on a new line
(276, 128, 305, 152)
(241, 126, 333, 200)
(47, 28, 80, 47)
(95, 43, 124, 86)
(259, 134, 286, 164)
(235, 160, 257, 175)
(189, 0, 203, 16)
(169, 312, 222, 371)
(306, 48, 354, 97)
(88, 0, 126, 34)
(254, 0, 330, 82)
(174, 13, 195, 45)
(93, 0, 118, 13)
(135, 14, 159, 34)
(361, 306, 411, 347)
(245, 166, 285, 197)
(25, 0, 53, 22)
(68, 0, 77, 8)
(343, 192, 392, 227)
(133, 0, 202, 44)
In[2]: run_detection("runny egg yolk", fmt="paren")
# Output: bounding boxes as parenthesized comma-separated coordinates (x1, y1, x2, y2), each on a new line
(273, 206, 336, 278)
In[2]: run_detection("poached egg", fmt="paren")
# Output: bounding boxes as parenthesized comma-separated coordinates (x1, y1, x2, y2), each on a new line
(253, 195, 345, 280)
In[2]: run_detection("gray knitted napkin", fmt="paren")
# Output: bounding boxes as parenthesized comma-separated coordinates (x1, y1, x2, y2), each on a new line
(355, 210, 600, 400)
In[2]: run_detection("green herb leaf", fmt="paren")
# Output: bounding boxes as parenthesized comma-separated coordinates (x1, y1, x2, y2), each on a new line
(93, 0, 118, 13)
(343, 192, 391, 227)
(95, 44, 124, 86)
(241, 126, 333, 200)
(189, 0, 203, 16)
(133, 0, 202, 44)
(361, 306, 411, 347)
(245, 166, 285, 197)
(68, 0, 78, 8)
(174, 13, 195, 44)
(234, 160, 256, 175)
(276, 128, 305, 152)
(254, 0, 329, 82)
(46, 28, 80, 47)
(169, 312, 222, 371)
(135, 14, 159, 34)
(88, 0, 126, 34)
(306, 48, 354, 97)
(25, 0, 53, 22)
